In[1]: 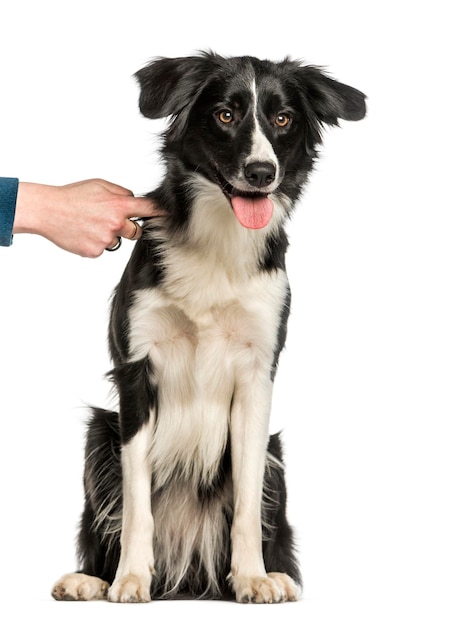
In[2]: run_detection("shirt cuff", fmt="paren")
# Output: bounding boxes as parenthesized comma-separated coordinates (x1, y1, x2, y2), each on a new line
(0, 177, 19, 246)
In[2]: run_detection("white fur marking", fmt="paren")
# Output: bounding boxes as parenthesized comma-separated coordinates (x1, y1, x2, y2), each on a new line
(231, 80, 279, 193)
(249, 79, 278, 177)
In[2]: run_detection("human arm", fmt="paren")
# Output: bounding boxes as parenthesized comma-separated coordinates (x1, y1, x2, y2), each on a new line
(2, 178, 162, 257)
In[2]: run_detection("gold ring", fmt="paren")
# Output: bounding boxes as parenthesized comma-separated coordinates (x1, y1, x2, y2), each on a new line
(129, 220, 139, 240)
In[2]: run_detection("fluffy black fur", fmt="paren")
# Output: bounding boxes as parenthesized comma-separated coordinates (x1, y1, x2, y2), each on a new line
(52, 52, 366, 603)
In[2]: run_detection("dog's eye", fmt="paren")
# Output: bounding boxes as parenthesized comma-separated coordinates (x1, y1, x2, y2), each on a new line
(217, 109, 233, 124)
(275, 112, 291, 128)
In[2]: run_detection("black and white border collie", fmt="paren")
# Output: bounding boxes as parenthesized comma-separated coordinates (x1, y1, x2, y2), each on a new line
(52, 52, 366, 604)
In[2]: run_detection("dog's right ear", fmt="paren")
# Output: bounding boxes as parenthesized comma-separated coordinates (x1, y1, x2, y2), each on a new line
(135, 54, 214, 120)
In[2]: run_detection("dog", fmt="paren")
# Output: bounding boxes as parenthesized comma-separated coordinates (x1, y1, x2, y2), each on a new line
(52, 52, 366, 604)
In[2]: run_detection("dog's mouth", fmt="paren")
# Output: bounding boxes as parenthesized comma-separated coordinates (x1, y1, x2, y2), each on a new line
(210, 165, 274, 230)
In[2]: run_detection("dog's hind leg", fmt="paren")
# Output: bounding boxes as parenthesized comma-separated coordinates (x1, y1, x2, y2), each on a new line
(52, 573, 109, 601)
(52, 503, 112, 601)
(52, 410, 120, 601)
(261, 433, 302, 597)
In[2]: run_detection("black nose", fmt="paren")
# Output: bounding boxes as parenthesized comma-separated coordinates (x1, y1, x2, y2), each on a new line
(244, 161, 276, 189)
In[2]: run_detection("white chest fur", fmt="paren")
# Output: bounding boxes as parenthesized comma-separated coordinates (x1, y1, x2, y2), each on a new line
(128, 263, 288, 488)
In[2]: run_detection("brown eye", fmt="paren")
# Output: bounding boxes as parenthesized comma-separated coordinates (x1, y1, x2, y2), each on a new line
(218, 109, 233, 124)
(275, 112, 291, 128)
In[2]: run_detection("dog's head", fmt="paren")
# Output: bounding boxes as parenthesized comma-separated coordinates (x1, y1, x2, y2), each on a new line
(136, 52, 366, 229)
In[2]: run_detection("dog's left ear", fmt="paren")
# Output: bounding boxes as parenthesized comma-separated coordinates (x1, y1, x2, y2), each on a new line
(295, 65, 367, 125)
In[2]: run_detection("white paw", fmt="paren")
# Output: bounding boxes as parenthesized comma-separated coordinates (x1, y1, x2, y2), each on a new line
(267, 572, 301, 601)
(51, 573, 109, 601)
(108, 573, 151, 603)
(231, 572, 300, 603)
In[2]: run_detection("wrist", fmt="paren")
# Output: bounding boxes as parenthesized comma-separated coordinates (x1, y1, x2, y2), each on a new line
(13, 182, 58, 236)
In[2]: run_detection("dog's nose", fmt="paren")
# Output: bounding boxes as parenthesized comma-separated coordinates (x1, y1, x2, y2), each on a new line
(244, 162, 276, 188)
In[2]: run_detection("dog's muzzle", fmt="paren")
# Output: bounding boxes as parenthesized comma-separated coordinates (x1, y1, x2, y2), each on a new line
(210, 161, 276, 230)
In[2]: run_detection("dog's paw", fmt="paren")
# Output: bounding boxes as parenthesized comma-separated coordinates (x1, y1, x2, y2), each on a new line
(108, 573, 151, 603)
(267, 572, 301, 601)
(230, 572, 300, 603)
(51, 573, 109, 601)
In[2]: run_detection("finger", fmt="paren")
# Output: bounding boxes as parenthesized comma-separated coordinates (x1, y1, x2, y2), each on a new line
(125, 196, 166, 218)
(121, 219, 141, 241)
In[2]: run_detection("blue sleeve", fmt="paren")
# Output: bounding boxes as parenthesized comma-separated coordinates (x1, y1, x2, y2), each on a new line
(0, 177, 19, 246)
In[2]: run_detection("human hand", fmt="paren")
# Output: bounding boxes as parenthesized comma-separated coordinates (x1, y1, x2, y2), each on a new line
(14, 179, 164, 257)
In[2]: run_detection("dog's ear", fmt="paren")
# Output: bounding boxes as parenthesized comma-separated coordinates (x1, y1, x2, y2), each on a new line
(295, 65, 366, 126)
(135, 54, 214, 120)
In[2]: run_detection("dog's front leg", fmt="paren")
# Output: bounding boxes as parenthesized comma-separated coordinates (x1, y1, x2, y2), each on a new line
(108, 413, 155, 603)
(229, 373, 274, 602)
(229, 373, 299, 604)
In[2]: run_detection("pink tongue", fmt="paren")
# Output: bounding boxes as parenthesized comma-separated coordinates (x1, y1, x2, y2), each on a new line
(231, 196, 274, 229)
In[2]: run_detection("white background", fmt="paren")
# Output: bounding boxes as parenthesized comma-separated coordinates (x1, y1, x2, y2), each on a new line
(0, 1, 466, 625)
